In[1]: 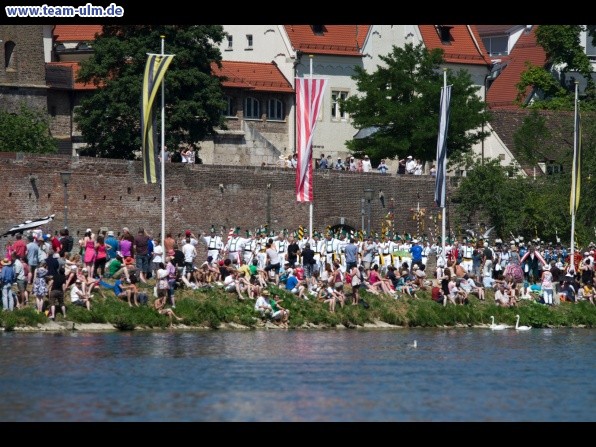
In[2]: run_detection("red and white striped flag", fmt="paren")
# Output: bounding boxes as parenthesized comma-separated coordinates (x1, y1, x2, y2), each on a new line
(295, 77, 328, 202)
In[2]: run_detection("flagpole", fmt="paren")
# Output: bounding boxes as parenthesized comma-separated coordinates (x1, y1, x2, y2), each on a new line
(160, 35, 166, 243)
(309, 54, 314, 240)
(441, 69, 447, 268)
(570, 80, 578, 266)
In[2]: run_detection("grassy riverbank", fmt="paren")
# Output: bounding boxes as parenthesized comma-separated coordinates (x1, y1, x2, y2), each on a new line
(1, 286, 595, 331)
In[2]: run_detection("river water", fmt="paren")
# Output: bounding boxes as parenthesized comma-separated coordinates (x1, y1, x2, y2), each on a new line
(0, 328, 594, 422)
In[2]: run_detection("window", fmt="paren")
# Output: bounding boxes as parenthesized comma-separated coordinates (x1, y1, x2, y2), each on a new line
(311, 25, 325, 35)
(223, 96, 236, 117)
(246, 34, 253, 49)
(267, 98, 284, 120)
(4, 41, 16, 70)
(482, 36, 509, 56)
(586, 26, 596, 60)
(244, 97, 260, 119)
(331, 91, 348, 120)
(226, 35, 233, 50)
(546, 163, 563, 175)
(436, 25, 453, 44)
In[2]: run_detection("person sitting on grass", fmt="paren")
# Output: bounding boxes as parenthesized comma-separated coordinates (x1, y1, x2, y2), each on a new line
(460, 274, 485, 301)
(494, 284, 511, 307)
(269, 293, 290, 328)
(254, 290, 273, 319)
(285, 268, 307, 299)
(99, 273, 139, 307)
(70, 278, 91, 310)
(153, 294, 183, 327)
(105, 255, 131, 282)
(318, 285, 345, 313)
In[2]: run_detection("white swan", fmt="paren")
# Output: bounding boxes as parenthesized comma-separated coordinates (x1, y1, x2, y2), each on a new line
(515, 315, 532, 331)
(490, 316, 508, 330)
(408, 340, 417, 348)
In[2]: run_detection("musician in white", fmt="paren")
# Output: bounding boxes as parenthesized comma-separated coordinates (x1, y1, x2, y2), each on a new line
(379, 235, 397, 274)
(202, 227, 223, 262)
(322, 232, 340, 268)
(460, 239, 475, 274)
(224, 229, 250, 267)
(242, 231, 258, 265)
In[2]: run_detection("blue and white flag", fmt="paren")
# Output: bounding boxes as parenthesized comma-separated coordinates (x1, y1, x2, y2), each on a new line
(434, 84, 451, 208)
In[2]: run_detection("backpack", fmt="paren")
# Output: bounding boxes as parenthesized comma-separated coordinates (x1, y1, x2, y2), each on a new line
(2, 265, 15, 284)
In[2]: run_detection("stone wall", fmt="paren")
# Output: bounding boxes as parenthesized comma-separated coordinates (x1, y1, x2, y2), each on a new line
(0, 153, 455, 248)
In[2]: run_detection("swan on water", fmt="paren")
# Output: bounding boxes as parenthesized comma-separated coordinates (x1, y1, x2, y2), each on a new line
(515, 314, 532, 331)
(489, 316, 508, 330)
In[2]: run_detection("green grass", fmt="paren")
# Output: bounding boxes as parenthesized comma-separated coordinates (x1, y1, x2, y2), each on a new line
(1, 285, 595, 331)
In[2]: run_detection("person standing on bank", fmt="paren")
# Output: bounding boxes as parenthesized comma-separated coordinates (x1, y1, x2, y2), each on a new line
(133, 228, 151, 284)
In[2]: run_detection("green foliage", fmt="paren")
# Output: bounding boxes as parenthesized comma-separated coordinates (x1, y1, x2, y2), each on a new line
(341, 43, 487, 164)
(518, 26, 596, 110)
(0, 103, 58, 154)
(3, 283, 596, 330)
(535, 25, 592, 76)
(512, 109, 556, 164)
(76, 25, 227, 159)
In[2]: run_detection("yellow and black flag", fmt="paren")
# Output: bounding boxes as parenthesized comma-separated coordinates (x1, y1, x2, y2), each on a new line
(297, 225, 304, 240)
(141, 53, 175, 184)
(570, 107, 581, 215)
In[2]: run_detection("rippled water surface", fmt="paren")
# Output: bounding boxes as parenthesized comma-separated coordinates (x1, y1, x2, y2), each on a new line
(0, 328, 594, 421)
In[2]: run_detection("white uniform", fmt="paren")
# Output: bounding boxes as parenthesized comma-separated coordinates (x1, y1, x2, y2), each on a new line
(242, 237, 258, 265)
(461, 244, 475, 273)
(202, 234, 223, 262)
(225, 236, 248, 266)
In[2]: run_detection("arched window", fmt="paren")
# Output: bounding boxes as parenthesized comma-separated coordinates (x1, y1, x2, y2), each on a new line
(267, 98, 284, 120)
(4, 41, 16, 70)
(244, 97, 260, 119)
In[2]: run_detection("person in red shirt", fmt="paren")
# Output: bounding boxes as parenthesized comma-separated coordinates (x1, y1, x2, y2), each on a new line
(50, 234, 62, 254)
(12, 234, 27, 260)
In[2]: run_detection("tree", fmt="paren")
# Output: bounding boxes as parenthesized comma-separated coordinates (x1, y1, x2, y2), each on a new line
(76, 25, 227, 159)
(341, 43, 487, 164)
(0, 103, 57, 154)
(517, 25, 596, 109)
(512, 109, 556, 164)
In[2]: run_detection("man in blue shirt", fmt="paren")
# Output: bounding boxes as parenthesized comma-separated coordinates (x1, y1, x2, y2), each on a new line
(409, 239, 424, 271)
(344, 238, 359, 271)
(105, 231, 119, 260)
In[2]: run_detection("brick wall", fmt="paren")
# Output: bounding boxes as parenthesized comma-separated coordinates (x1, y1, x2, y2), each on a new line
(0, 153, 457, 254)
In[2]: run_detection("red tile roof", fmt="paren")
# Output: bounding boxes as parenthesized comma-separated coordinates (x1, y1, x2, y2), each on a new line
(284, 25, 369, 56)
(212, 61, 293, 93)
(46, 62, 96, 90)
(419, 25, 491, 66)
(53, 25, 102, 42)
(486, 27, 547, 110)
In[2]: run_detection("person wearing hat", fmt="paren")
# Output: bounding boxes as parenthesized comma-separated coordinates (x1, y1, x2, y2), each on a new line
(70, 277, 91, 310)
(254, 290, 273, 318)
(405, 155, 416, 174)
(361, 154, 372, 173)
(540, 262, 554, 305)
(1, 257, 16, 311)
(105, 230, 119, 261)
(202, 226, 223, 263)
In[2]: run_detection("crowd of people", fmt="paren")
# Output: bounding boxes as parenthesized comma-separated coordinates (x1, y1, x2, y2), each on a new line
(1, 224, 594, 325)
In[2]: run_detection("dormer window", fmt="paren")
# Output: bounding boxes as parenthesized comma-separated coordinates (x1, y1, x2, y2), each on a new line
(436, 25, 453, 44)
(311, 25, 325, 35)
